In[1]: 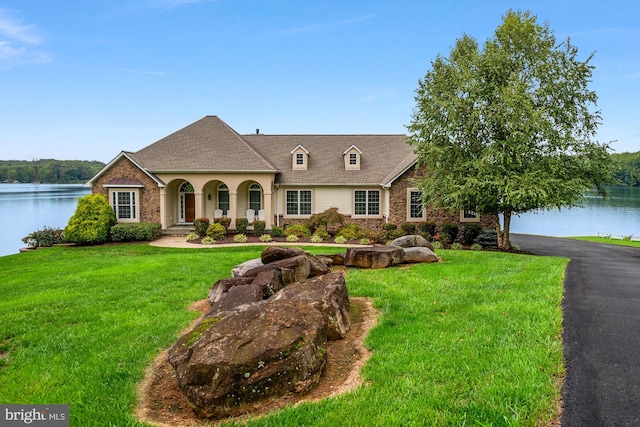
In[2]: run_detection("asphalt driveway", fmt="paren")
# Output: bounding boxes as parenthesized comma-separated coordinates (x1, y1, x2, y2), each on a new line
(511, 234, 640, 426)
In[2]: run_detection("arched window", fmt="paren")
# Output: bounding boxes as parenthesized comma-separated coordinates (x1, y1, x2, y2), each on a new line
(249, 183, 262, 212)
(218, 184, 229, 215)
(179, 181, 194, 193)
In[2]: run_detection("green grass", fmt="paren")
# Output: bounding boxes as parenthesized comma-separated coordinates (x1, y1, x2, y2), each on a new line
(570, 236, 640, 248)
(0, 245, 567, 426)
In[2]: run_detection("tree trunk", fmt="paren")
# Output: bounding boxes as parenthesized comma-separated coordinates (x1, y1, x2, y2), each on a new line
(497, 210, 512, 250)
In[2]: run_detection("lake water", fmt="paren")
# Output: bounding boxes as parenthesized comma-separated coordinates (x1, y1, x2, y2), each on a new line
(0, 184, 639, 258)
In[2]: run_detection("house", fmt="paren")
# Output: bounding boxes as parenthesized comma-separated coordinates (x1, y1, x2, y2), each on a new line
(88, 116, 496, 233)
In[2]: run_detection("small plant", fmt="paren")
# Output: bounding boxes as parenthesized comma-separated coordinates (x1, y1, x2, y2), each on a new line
(186, 233, 199, 241)
(313, 229, 331, 241)
(472, 243, 483, 251)
(401, 222, 417, 235)
(201, 236, 215, 245)
(234, 233, 248, 243)
(310, 234, 324, 243)
(22, 226, 65, 248)
(450, 242, 463, 250)
(432, 241, 444, 250)
(253, 220, 266, 235)
(359, 238, 370, 245)
(193, 218, 210, 237)
(284, 224, 311, 238)
(235, 217, 249, 234)
(259, 234, 272, 242)
(334, 235, 348, 244)
(286, 234, 299, 242)
(206, 222, 227, 241)
(271, 226, 284, 237)
(368, 230, 387, 244)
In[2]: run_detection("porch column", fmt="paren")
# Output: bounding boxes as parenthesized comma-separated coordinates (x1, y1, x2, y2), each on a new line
(228, 190, 238, 230)
(159, 188, 167, 229)
(194, 191, 204, 221)
(263, 190, 273, 230)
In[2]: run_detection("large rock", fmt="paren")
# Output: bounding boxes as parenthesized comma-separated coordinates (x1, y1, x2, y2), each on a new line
(402, 247, 439, 264)
(260, 246, 307, 264)
(318, 253, 345, 266)
(168, 300, 328, 418)
(344, 245, 404, 269)
(208, 284, 264, 313)
(391, 235, 434, 251)
(243, 255, 311, 282)
(207, 277, 254, 305)
(250, 269, 285, 298)
(273, 272, 351, 340)
(231, 258, 264, 278)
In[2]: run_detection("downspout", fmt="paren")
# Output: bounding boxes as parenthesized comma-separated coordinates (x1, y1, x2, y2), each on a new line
(275, 185, 280, 227)
(381, 183, 391, 223)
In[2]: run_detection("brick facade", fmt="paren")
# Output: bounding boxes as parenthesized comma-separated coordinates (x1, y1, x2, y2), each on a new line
(91, 157, 161, 223)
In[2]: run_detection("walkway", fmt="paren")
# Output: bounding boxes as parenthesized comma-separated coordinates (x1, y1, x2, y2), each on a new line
(511, 234, 640, 426)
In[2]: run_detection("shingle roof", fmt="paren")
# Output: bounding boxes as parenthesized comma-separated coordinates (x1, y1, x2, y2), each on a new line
(130, 116, 277, 172)
(243, 134, 417, 185)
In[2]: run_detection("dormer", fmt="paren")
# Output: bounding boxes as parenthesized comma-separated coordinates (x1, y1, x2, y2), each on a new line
(291, 144, 309, 170)
(343, 145, 362, 170)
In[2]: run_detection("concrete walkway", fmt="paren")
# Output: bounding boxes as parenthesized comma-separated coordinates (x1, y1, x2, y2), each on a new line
(511, 234, 640, 426)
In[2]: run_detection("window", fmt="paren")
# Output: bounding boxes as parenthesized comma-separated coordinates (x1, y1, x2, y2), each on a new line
(409, 190, 424, 219)
(460, 208, 480, 222)
(249, 183, 262, 212)
(286, 190, 312, 215)
(296, 153, 304, 165)
(112, 190, 137, 220)
(218, 184, 229, 215)
(349, 153, 357, 165)
(354, 190, 380, 216)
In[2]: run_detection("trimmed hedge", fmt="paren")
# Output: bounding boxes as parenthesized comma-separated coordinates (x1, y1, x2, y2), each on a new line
(111, 222, 162, 242)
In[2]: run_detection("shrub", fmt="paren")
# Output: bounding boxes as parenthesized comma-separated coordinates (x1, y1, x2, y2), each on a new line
(253, 220, 266, 235)
(286, 234, 299, 242)
(359, 238, 371, 245)
(401, 223, 417, 235)
(432, 241, 444, 250)
(334, 235, 348, 244)
(441, 223, 459, 244)
(381, 223, 398, 232)
(475, 229, 498, 249)
(193, 218, 210, 237)
(368, 230, 387, 244)
(234, 233, 248, 243)
(313, 229, 331, 241)
(389, 228, 406, 239)
(271, 226, 284, 237)
(284, 224, 311, 238)
(111, 222, 162, 242)
(336, 223, 366, 240)
(22, 226, 65, 248)
(305, 207, 345, 233)
(186, 233, 199, 241)
(418, 222, 436, 239)
(206, 222, 227, 241)
(201, 236, 215, 245)
(259, 234, 272, 242)
(472, 243, 483, 251)
(235, 217, 249, 233)
(64, 194, 116, 245)
(310, 234, 324, 243)
(450, 242, 463, 250)
(462, 223, 482, 245)
(214, 217, 231, 231)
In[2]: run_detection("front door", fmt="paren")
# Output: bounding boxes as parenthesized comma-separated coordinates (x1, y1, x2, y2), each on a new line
(184, 193, 195, 222)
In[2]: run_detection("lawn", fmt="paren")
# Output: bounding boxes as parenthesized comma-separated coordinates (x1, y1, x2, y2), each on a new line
(570, 236, 640, 248)
(0, 244, 567, 426)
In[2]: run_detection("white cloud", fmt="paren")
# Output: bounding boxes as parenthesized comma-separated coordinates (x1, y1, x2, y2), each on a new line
(0, 8, 51, 67)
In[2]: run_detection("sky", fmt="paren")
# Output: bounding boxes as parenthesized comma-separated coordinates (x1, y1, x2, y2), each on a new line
(0, 0, 638, 163)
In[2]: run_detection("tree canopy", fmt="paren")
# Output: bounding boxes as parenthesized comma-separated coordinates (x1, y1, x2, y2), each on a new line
(0, 159, 105, 184)
(407, 10, 611, 249)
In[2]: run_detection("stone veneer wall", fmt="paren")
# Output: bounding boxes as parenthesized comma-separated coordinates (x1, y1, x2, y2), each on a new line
(388, 167, 498, 233)
(91, 157, 161, 224)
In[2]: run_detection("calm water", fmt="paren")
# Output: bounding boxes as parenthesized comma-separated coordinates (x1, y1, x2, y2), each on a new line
(0, 184, 639, 257)
(0, 184, 90, 257)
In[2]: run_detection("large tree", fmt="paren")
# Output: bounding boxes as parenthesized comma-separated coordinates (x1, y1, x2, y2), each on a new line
(407, 10, 611, 249)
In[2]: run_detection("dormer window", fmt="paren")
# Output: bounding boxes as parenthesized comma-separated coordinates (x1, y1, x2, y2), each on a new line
(291, 144, 309, 170)
(343, 145, 362, 170)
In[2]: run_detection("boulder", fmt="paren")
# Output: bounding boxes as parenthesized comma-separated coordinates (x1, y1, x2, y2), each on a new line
(209, 284, 264, 313)
(261, 246, 307, 264)
(402, 247, 439, 264)
(390, 234, 434, 250)
(250, 269, 285, 298)
(303, 253, 332, 277)
(318, 253, 345, 266)
(273, 272, 351, 340)
(231, 258, 264, 278)
(168, 300, 328, 418)
(344, 245, 404, 269)
(243, 255, 311, 282)
(207, 277, 254, 305)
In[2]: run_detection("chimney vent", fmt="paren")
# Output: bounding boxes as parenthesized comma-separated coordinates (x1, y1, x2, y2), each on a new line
(256, 128, 259, 134)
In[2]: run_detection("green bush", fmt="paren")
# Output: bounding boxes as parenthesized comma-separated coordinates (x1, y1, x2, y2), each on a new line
(284, 224, 311, 238)
(368, 230, 387, 244)
(441, 223, 459, 244)
(253, 220, 266, 235)
(186, 233, 199, 241)
(418, 222, 436, 239)
(286, 234, 299, 242)
(206, 222, 227, 241)
(451, 242, 464, 250)
(234, 233, 248, 243)
(214, 217, 231, 230)
(193, 218, 210, 237)
(401, 223, 417, 235)
(475, 229, 498, 249)
(271, 226, 284, 237)
(462, 223, 482, 245)
(310, 234, 324, 243)
(313, 229, 331, 241)
(64, 194, 116, 245)
(382, 223, 398, 232)
(201, 236, 215, 245)
(359, 238, 371, 245)
(432, 241, 444, 250)
(336, 223, 366, 240)
(305, 207, 345, 233)
(259, 234, 272, 242)
(235, 217, 249, 234)
(22, 226, 65, 248)
(334, 235, 348, 244)
(111, 222, 162, 242)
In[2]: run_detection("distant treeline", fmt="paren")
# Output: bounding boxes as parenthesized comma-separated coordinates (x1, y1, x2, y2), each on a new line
(0, 159, 105, 184)
(611, 151, 640, 187)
